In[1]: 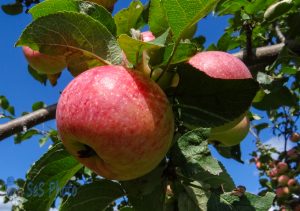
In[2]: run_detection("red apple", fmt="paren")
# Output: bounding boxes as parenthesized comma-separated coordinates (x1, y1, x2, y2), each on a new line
(208, 116, 250, 146)
(256, 161, 263, 169)
(187, 51, 253, 80)
(277, 162, 289, 174)
(56, 65, 174, 181)
(287, 148, 299, 160)
(290, 132, 300, 143)
(278, 175, 290, 186)
(22, 46, 66, 74)
(287, 178, 298, 187)
(276, 186, 290, 198)
(141, 31, 155, 42)
(268, 168, 279, 178)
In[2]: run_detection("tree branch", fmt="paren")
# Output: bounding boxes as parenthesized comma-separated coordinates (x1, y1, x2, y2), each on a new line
(0, 41, 299, 141)
(0, 104, 57, 141)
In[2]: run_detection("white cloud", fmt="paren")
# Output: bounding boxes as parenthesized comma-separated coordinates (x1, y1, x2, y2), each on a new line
(0, 196, 12, 211)
(264, 136, 294, 159)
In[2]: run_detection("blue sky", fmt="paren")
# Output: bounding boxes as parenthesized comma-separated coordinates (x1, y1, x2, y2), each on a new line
(0, 0, 292, 207)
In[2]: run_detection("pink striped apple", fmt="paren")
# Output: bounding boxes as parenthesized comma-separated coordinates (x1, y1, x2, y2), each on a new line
(56, 65, 174, 180)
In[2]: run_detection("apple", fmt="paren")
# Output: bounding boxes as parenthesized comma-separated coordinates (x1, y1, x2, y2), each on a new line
(22, 46, 66, 74)
(290, 132, 300, 143)
(87, 0, 117, 12)
(278, 175, 290, 186)
(287, 148, 298, 160)
(187, 51, 253, 80)
(208, 116, 250, 146)
(56, 65, 174, 181)
(268, 168, 279, 178)
(256, 161, 263, 170)
(287, 178, 298, 188)
(141, 31, 155, 42)
(277, 162, 289, 174)
(276, 186, 290, 198)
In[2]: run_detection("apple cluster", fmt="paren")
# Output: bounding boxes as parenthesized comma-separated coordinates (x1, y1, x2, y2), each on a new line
(22, 28, 254, 181)
(253, 136, 300, 210)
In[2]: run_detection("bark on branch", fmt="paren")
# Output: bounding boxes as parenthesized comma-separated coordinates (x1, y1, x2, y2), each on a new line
(0, 104, 57, 141)
(0, 41, 299, 141)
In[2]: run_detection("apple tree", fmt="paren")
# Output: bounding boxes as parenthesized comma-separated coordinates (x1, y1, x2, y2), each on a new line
(0, 0, 299, 210)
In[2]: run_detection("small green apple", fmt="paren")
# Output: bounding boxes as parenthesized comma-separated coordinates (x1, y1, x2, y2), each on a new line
(209, 116, 250, 146)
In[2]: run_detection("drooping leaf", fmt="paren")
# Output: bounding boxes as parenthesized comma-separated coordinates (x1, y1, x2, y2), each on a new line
(14, 129, 40, 144)
(121, 162, 167, 211)
(28, 65, 48, 85)
(29, 0, 116, 35)
(148, 0, 169, 36)
(22, 142, 82, 211)
(16, 12, 123, 74)
(171, 129, 235, 191)
(178, 181, 210, 211)
(175, 64, 259, 128)
(162, 0, 219, 41)
(1, 2, 23, 15)
(214, 145, 244, 163)
(60, 180, 124, 211)
(172, 128, 223, 176)
(114, 1, 144, 35)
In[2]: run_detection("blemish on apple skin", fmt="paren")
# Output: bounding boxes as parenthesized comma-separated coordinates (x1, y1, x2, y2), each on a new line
(77, 144, 97, 158)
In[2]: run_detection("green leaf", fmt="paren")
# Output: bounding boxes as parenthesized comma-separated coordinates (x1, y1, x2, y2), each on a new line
(118, 34, 163, 64)
(253, 86, 298, 110)
(60, 180, 124, 211)
(162, 43, 198, 65)
(29, 0, 116, 35)
(0, 96, 9, 109)
(214, 0, 250, 15)
(7, 106, 15, 116)
(14, 129, 40, 144)
(32, 101, 46, 111)
(39, 136, 49, 147)
(176, 64, 259, 127)
(171, 130, 235, 191)
(208, 192, 275, 211)
(214, 145, 244, 163)
(1, 2, 23, 15)
(178, 181, 210, 211)
(162, 0, 219, 41)
(149, 0, 169, 36)
(22, 142, 82, 211)
(173, 129, 223, 176)
(264, 0, 293, 22)
(114, 1, 144, 35)
(121, 163, 167, 211)
(28, 65, 48, 85)
(16, 12, 122, 73)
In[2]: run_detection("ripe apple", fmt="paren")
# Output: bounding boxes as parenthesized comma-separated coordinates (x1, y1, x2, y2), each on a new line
(268, 168, 279, 178)
(277, 162, 289, 174)
(276, 186, 290, 198)
(290, 132, 300, 143)
(22, 46, 66, 74)
(256, 161, 263, 170)
(56, 65, 174, 181)
(208, 116, 250, 146)
(287, 178, 298, 188)
(287, 148, 298, 160)
(87, 0, 117, 11)
(278, 175, 290, 186)
(187, 51, 253, 80)
(141, 31, 155, 42)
